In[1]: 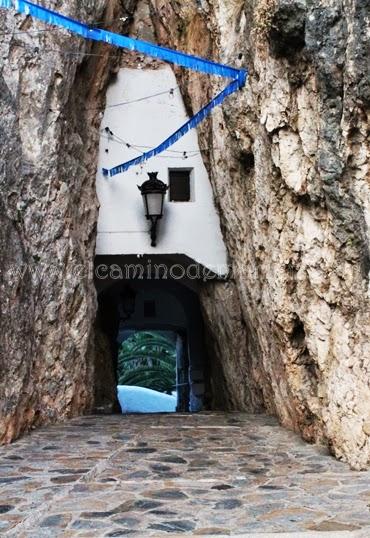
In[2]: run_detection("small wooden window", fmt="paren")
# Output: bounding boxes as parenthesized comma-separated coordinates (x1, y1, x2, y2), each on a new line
(169, 169, 191, 202)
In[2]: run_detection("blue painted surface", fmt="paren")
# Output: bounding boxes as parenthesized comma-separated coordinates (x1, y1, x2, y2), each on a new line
(1, 0, 248, 175)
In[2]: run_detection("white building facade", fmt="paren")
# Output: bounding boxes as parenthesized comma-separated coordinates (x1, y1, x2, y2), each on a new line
(96, 66, 228, 275)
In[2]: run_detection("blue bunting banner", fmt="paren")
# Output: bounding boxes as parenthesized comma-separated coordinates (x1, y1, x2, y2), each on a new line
(0, 0, 248, 176)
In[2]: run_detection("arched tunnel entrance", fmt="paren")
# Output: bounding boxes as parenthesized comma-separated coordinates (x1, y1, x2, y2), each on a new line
(94, 255, 211, 414)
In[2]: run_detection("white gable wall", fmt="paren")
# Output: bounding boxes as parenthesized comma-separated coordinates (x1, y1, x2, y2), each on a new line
(96, 66, 228, 275)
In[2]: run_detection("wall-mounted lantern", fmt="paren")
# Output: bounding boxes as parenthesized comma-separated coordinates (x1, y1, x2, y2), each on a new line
(138, 172, 168, 247)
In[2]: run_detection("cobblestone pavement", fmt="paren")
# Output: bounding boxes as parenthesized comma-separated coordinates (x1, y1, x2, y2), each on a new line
(0, 413, 369, 537)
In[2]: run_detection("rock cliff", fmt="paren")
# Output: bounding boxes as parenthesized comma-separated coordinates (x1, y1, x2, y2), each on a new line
(0, 0, 138, 441)
(150, 0, 370, 469)
(0, 0, 369, 470)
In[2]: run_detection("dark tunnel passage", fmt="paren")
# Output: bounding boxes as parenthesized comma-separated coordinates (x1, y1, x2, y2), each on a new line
(93, 255, 213, 414)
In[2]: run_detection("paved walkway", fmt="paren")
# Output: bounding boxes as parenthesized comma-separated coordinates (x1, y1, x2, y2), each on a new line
(0, 413, 369, 537)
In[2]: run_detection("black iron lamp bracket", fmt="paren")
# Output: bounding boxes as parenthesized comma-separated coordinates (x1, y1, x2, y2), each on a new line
(150, 216, 159, 247)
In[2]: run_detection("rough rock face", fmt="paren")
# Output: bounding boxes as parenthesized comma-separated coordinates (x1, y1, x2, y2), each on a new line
(0, 0, 138, 442)
(150, 0, 370, 469)
(0, 0, 369, 471)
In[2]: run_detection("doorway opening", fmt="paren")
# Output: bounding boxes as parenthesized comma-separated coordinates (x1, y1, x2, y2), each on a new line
(94, 255, 209, 415)
(117, 330, 190, 413)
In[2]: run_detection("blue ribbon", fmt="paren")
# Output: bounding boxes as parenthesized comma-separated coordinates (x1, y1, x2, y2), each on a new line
(1, 0, 248, 176)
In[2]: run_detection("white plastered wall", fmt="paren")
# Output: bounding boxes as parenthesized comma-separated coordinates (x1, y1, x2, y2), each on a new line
(96, 66, 228, 275)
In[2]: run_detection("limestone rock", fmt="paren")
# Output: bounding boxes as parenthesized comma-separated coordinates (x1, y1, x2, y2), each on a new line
(0, 0, 138, 441)
(150, 0, 370, 469)
(0, 0, 369, 472)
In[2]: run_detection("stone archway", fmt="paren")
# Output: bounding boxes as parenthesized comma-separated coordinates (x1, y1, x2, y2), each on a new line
(93, 254, 209, 414)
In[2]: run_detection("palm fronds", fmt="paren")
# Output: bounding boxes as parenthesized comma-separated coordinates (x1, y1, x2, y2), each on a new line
(117, 332, 176, 393)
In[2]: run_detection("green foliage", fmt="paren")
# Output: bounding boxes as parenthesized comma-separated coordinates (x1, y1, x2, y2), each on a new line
(117, 332, 176, 394)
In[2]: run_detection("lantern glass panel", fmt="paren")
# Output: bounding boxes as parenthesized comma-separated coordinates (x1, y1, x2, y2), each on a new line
(146, 192, 164, 217)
